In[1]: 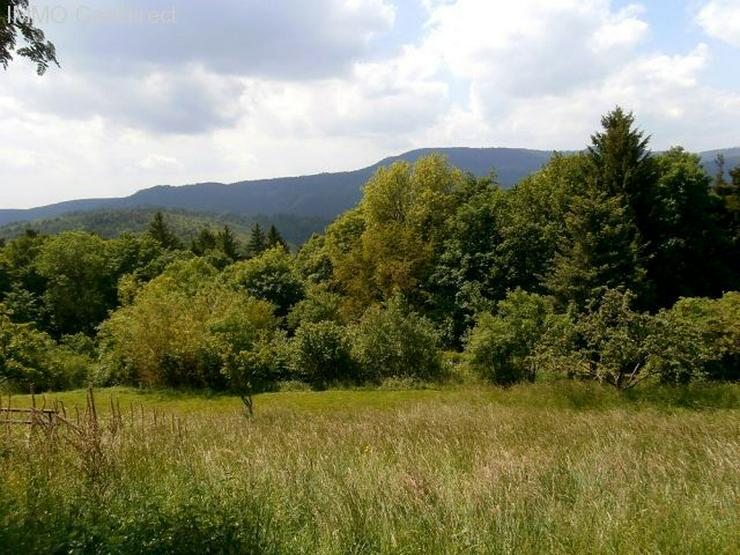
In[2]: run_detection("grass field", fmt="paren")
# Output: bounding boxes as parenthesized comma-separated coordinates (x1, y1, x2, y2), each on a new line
(1, 383, 738, 554)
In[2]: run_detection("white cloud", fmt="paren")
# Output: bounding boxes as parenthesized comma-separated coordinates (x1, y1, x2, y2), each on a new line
(2, 0, 740, 209)
(697, 0, 740, 47)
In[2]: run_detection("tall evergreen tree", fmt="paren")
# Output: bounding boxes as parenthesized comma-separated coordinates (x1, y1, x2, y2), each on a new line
(545, 182, 645, 310)
(147, 211, 181, 250)
(246, 223, 267, 257)
(218, 225, 240, 260)
(586, 107, 655, 306)
(266, 224, 287, 250)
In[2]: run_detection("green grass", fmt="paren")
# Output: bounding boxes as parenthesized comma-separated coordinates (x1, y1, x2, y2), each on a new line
(1, 383, 738, 553)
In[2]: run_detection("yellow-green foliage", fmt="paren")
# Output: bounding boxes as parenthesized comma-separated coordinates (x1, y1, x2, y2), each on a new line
(99, 258, 276, 387)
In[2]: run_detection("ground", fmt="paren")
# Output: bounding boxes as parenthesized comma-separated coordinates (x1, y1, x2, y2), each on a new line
(1, 383, 738, 554)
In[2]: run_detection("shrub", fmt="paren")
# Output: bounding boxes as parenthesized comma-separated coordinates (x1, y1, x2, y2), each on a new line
(287, 285, 343, 330)
(0, 306, 89, 391)
(535, 289, 712, 389)
(291, 321, 355, 386)
(660, 292, 740, 381)
(463, 289, 561, 384)
(99, 259, 278, 389)
(350, 296, 442, 382)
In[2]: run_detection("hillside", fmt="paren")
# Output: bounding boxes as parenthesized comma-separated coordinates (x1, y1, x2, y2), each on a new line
(1, 147, 737, 231)
(0, 208, 329, 247)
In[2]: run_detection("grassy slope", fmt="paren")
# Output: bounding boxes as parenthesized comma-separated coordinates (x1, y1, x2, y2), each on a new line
(1, 383, 739, 554)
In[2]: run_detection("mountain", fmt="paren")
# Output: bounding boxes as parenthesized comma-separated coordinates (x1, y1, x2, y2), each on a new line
(0, 147, 553, 228)
(1, 146, 737, 231)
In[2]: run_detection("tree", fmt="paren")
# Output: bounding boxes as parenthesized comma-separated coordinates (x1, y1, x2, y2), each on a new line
(147, 211, 181, 250)
(0, 0, 58, 74)
(99, 258, 277, 389)
(35, 232, 116, 336)
(266, 224, 287, 250)
(218, 225, 240, 260)
(191, 227, 217, 256)
(0, 305, 88, 391)
(545, 181, 645, 310)
(223, 246, 304, 316)
(246, 223, 267, 257)
(649, 148, 731, 304)
(291, 321, 355, 386)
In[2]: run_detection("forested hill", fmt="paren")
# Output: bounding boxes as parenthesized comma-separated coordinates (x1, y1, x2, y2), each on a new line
(0, 208, 328, 248)
(1, 146, 737, 228)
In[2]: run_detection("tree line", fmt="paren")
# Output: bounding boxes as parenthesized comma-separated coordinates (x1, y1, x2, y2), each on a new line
(1, 108, 738, 395)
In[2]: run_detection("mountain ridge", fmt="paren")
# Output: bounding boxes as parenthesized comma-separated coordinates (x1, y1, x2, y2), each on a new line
(2, 146, 738, 228)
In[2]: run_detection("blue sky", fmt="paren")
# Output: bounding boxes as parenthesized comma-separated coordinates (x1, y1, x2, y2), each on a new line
(1, 0, 739, 208)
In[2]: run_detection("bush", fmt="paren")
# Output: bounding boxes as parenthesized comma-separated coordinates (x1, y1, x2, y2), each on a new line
(291, 321, 355, 386)
(0, 306, 89, 392)
(660, 292, 740, 381)
(99, 259, 278, 389)
(463, 289, 561, 384)
(350, 296, 442, 382)
(287, 285, 343, 330)
(535, 289, 712, 389)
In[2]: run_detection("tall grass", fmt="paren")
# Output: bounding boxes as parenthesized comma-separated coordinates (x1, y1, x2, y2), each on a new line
(1, 383, 738, 553)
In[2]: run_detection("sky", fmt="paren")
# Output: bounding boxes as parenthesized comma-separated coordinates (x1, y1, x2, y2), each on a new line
(1, 0, 739, 209)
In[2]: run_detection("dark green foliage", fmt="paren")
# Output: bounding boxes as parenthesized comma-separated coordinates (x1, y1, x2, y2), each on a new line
(545, 182, 646, 310)
(0, 0, 58, 74)
(246, 223, 267, 257)
(35, 232, 116, 336)
(287, 285, 342, 330)
(266, 224, 287, 250)
(147, 211, 182, 250)
(0, 306, 89, 391)
(218, 225, 240, 260)
(191, 227, 217, 256)
(223, 247, 304, 317)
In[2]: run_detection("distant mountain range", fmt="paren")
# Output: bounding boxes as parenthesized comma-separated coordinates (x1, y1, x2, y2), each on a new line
(1, 146, 738, 236)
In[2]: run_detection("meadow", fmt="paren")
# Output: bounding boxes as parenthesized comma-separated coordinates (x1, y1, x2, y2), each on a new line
(1, 383, 738, 554)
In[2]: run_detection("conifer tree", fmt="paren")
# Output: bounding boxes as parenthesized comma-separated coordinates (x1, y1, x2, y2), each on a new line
(246, 223, 267, 257)
(545, 182, 645, 310)
(147, 211, 181, 250)
(218, 225, 240, 260)
(191, 227, 217, 256)
(266, 224, 287, 250)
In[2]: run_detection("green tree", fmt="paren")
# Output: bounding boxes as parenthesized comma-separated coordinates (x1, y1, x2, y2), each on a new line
(223, 246, 304, 316)
(0, 0, 58, 74)
(191, 227, 217, 256)
(217, 225, 240, 260)
(99, 258, 277, 388)
(35, 232, 115, 336)
(0, 305, 88, 391)
(147, 211, 182, 250)
(266, 224, 287, 250)
(545, 181, 645, 310)
(246, 223, 267, 257)
(649, 147, 732, 304)
(291, 321, 355, 386)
